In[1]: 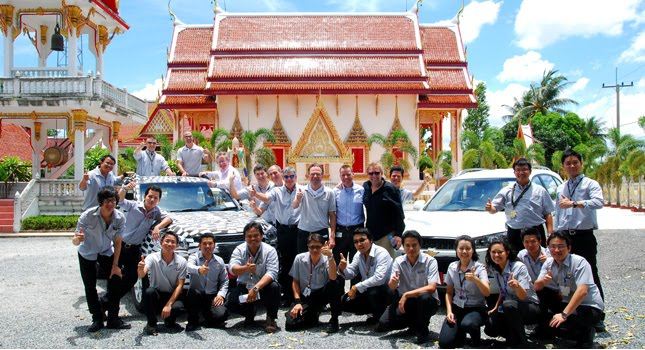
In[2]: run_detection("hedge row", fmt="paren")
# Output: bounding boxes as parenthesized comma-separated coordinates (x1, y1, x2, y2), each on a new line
(22, 215, 79, 230)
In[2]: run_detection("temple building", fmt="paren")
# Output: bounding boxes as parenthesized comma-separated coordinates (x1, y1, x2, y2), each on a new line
(142, 2, 476, 181)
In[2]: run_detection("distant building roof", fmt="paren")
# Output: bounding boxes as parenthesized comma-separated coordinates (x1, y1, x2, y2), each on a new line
(0, 124, 32, 162)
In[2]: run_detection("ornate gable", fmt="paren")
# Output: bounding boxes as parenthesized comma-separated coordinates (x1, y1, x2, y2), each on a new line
(345, 96, 368, 145)
(387, 96, 404, 139)
(229, 96, 244, 139)
(270, 97, 290, 144)
(141, 109, 174, 136)
(289, 97, 351, 163)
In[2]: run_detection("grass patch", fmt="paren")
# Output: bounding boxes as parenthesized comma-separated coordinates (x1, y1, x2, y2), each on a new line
(22, 215, 79, 230)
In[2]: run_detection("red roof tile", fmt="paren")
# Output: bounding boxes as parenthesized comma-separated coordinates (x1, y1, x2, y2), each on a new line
(165, 69, 208, 92)
(170, 26, 213, 66)
(215, 15, 418, 52)
(0, 124, 32, 162)
(209, 56, 424, 80)
(206, 82, 428, 94)
(420, 27, 463, 64)
(418, 94, 476, 108)
(118, 124, 144, 142)
(427, 68, 470, 91)
(161, 95, 216, 106)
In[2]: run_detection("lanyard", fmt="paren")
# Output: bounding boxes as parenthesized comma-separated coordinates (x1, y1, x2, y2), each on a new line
(361, 254, 372, 279)
(511, 183, 531, 209)
(555, 255, 573, 286)
(247, 247, 261, 281)
(457, 269, 467, 298)
(307, 256, 315, 288)
(567, 176, 584, 199)
(527, 254, 541, 278)
(496, 263, 512, 297)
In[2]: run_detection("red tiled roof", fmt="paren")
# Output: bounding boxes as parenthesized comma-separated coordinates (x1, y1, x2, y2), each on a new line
(118, 124, 144, 142)
(420, 27, 463, 64)
(215, 15, 418, 52)
(165, 69, 208, 92)
(209, 56, 424, 80)
(418, 94, 476, 108)
(162, 96, 215, 105)
(170, 26, 213, 66)
(427, 68, 470, 91)
(0, 124, 32, 162)
(206, 82, 428, 94)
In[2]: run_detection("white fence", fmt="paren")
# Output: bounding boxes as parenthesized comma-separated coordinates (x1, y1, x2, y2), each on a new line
(602, 178, 644, 209)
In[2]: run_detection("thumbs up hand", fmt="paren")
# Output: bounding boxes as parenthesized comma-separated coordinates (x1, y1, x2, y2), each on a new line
(246, 256, 256, 274)
(338, 252, 347, 271)
(296, 188, 304, 201)
(508, 272, 521, 289)
(388, 271, 400, 290)
(72, 229, 85, 246)
(199, 259, 210, 276)
(485, 198, 494, 213)
(464, 266, 477, 281)
(137, 256, 146, 274)
(543, 268, 553, 284)
(321, 241, 332, 257)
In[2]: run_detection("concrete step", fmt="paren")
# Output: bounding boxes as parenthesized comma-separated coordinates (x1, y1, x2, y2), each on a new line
(0, 225, 13, 233)
(0, 218, 13, 225)
(0, 212, 13, 220)
(0, 200, 13, 207)
(0, 206, 13, 213)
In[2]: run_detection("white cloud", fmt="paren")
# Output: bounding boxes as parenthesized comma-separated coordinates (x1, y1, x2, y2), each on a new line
(514, 0, 641, 50)
(619, 31, 645, 63)
(132, 78, 163, 101)
(325, 0, 385, 12)
(487, 83, 529, 126)
(496, 51, 554, 83)
(562, 77, 590, 99)
(578, 90, 645, 138)
(431, 1, 501, 44)
(637, 78, 645, 88)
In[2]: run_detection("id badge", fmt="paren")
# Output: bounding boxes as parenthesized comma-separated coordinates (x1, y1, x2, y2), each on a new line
(454, 296, 466, 308)
(335, 231, 342, 238)
(510, 210, 518, 219)
(559, 286, 570, 296)
(302, 287, 311, 297)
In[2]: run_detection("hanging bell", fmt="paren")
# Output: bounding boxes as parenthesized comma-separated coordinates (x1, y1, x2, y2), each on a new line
(51, 23, 65, 52)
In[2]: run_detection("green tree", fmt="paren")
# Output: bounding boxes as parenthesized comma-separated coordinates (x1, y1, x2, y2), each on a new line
(463, 128, 508, 169)
(438, 151, 453, 178)
(84, 145, 111, 171)
(527, 112, 586, 168)
(602, 128, 645, 206)
(240, 129, 276, 177)
(624, 149, 645, 209)
(368, 129, 418, 176)
(155, 135, 179, 174)
(639, 116, 645, 130)
(118, 147, 137, 174)
(463, 82, 490, 140)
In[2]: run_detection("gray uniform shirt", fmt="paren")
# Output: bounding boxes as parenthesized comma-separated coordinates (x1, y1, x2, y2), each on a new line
(400, 188, 414, 203)
(517, 247, 551, 282)
(492, 261, 539, 304)
(390, 253, 440, 302)
(262, 185, 302, 225)
(229, 242, 279, 286)
(252, 182, 275, 223)
(187, 251, 229, 297)
(445, 260, 489, 308)
(119, 199, 167, 245)
(289, 252, 331, 291)
(297, 185, 336, 232)
(341, 244, 392, 293)
(176, 145, 205, 175)
(81, 167, 117, 211)
(145, 251, 188, 293)
(134, 150, 170, 176)
(491, 182, 555, 229)
(555, 175, 604, 231)
(76, 206, 125, 260)
(538, 254, 604, 311)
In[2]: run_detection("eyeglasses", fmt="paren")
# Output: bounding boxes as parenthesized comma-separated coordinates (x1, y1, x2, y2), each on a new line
(368, 172, 381, 176)
(308, 245, 323, 250)
(283, 175, 295, 179)
(353, 237, 367, 244)
(548, 244, 568, 251)
(490, 250, 506, 255)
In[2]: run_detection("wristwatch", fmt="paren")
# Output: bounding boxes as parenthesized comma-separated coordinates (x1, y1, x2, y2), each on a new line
(572, 201, 578, 208)
(252, 286, 259, 293)
(561, 311, 569, 320)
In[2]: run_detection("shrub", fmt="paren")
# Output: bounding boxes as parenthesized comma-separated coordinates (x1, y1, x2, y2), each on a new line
(21, 215, 79, 230)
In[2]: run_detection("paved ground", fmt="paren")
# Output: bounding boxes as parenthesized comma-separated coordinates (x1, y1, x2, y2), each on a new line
(0, 227, 643, 348)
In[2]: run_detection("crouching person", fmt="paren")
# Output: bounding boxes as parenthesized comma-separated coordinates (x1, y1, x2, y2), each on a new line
(534, 231, 604, 348)
(377, 230, 440, 345)
(137, 231, 187, 335)
(226, 221, 281, 333)
(185, 232, 229, 332)
(285, 234, 342, 333)
(338, 228, 393, 325)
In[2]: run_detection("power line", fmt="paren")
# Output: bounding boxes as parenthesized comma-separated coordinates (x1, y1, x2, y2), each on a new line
(602, 67, 634, 134)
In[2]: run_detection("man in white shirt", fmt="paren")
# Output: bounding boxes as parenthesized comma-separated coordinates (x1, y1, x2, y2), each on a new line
(176, 131, 210, 176)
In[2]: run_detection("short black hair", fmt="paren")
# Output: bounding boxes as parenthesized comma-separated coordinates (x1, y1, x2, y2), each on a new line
(253, 164, 267, 174)
(402, 230, 422, 246)
(99, 154, 116, 164)
(161, 231, 179, 244)
(521, 227, 541, 242)
(97, 186, 118, 206)
(512, 158, 532, 171)
(352, 227, 373, 241)
(454, 235, 479, 261)
(485, 238, 517, 273)
(547, 231, 572, 248)
(198, 232, 215, 243)
(307, 233, 324, 245)
(561, 148, 583, 164)
(144, 185, 163, 199)
(243, 221, 264, 237)
(390, 165, 405, 176)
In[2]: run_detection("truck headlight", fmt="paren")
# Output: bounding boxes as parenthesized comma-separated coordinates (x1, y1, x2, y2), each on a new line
(473, 232, 506, 250)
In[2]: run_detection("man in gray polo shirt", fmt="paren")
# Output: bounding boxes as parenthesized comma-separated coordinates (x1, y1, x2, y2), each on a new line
(79, 154, 117, 211)
(292, 163, 336, 253)
(134, 137, 174, 176)
(138, 231, 187, 335)
(176, 131, 209, 176)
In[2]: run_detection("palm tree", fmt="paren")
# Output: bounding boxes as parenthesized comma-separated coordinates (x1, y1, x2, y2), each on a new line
(623, 149, 645, 209)
(551, 150, 564, 177)
(438, 150, 453, 178)
(604, 128, 645, 205)
(463, 129, 508, 169)
(367, 129, 419, 176)
(240, 128, 276, 178)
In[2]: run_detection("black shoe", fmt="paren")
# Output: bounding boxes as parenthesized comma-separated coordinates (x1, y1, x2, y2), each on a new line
(244, 316, 255, 327)
(416, 332, 430, 345)
(327, 318, 339, 334)
(375, 322, 388, 333)
(164, 321, 183, 332)
(143, 325, 158, 336)
(265, 317, 278, 333)
(106, 318, 131, 330)
(365, 316, 378, 325)
(185, 323, 200, 332)
(594, 320, 606, 333)
(88, 320, 104, 333)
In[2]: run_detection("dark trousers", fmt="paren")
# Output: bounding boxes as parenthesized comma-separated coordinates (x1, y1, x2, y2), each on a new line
(438, 305, 487, 348)
(184, 289, 229, 326)
(297, 228, 329, 253)
(276, 223, 299, 301)
(333, 224, 362, 263)
(285, 280, 343, 331)
(112, 243, 142, 301)
(507, 224, 546, 255)
(538, 287, 603, 347)
(78, 253, 120, 322)
(143, 287, 184, 327)
(569, 231, 604, 300)
(485, 300, 541, 347)
(378, 292, 438, 336)
(341, 283, 392, 319)
(225, 281, 281, 320)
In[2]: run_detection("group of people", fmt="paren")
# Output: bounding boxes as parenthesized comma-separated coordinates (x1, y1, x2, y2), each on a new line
(73, 145, 605, 348)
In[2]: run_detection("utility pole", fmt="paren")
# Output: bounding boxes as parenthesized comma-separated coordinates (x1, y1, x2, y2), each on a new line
(602, 67, 633, 134)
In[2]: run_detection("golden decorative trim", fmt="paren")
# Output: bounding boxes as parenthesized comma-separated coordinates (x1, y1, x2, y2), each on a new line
(269, 95, 290, 144)
(0, 5, 15, 36)
(112, 120, 121, 139)
(296, 95, 299, 118)
(230, 99, 244, 140)
(34, 121, 42, 141)
(336, 94, 339, 116)
(98, 24, 110, 50)
(71, 109, 88, 136)
(39, 25, 48, 45)
(255, 95, 259, 118)
(288, 97, 351, 163)
(375, 94, 379, 117)
(345, 96, 368, 145)
(63, 4, 84, 37)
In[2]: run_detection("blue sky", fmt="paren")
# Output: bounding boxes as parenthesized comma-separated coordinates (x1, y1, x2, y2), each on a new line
(3, 0, 644, 138)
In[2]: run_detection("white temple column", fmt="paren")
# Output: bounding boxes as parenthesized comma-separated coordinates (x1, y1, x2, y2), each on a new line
(96, 47, 104, 77)
(111, 121, 120, 175)
(68, 30, 78, 76)
(450, 112, 459, 174)
(4, 26, 13, 76)
(74, 128, 85, 180)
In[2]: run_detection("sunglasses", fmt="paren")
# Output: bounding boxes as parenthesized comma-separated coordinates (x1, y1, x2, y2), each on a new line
(353, 237, 367, 244)
(283, 175, 296, 179)
(368, 172, 381, 176)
